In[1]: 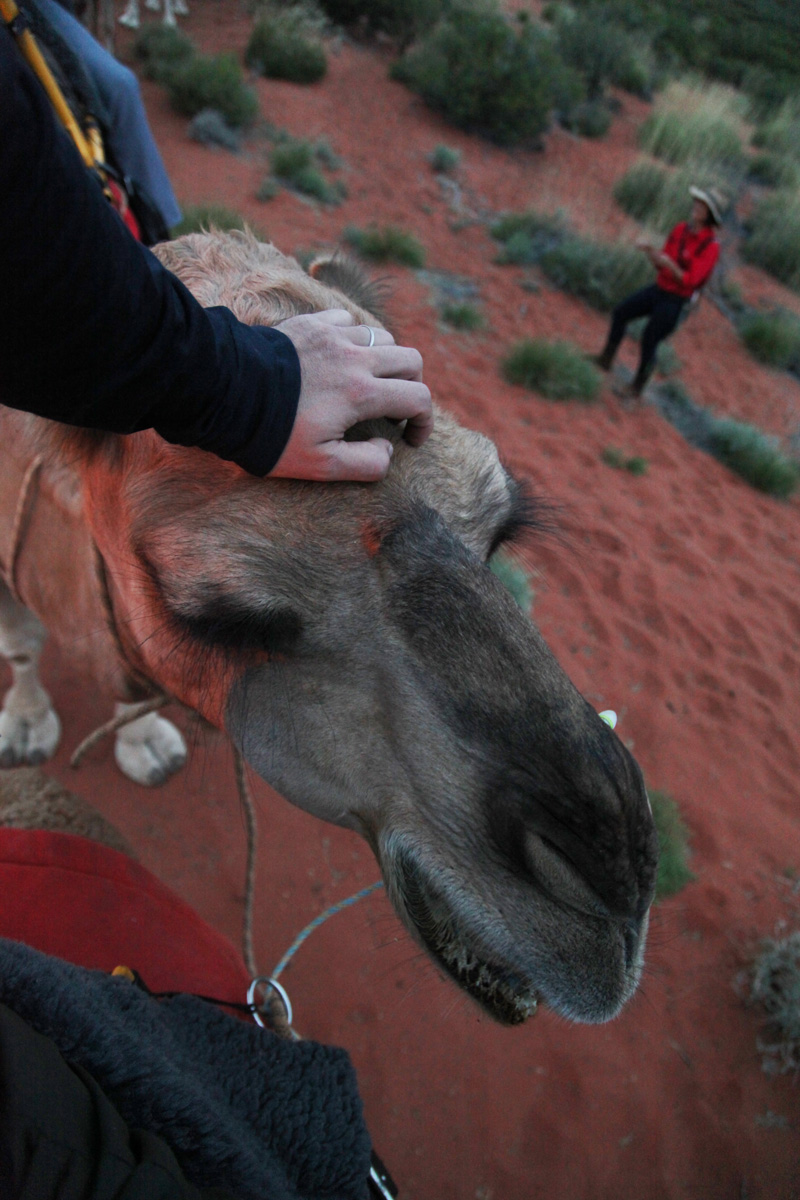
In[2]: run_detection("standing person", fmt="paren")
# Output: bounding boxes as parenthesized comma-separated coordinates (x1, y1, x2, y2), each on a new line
(21, 0, 182, 237)
(593, 187, 725, 402)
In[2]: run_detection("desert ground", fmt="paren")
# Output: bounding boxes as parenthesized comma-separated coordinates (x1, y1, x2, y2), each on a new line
(14, 3, 800, 1196)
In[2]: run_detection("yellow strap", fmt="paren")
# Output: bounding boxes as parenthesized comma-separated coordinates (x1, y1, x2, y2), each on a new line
(111, 965, 136, 982)
(1, 0, 104, 173)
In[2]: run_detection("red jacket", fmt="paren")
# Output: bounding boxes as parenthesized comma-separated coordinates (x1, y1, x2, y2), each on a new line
(657, 221, 719, 299)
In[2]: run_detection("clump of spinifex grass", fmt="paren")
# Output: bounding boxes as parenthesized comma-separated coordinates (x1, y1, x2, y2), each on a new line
(739, 309, 800, 371)
(167, 52, 259, 128)
(602, 447, 649, 476)
(752, 95, 800, 162)
(490, 209, 567, 265)
(748, 930, 800, 1076)
(441, 302, 484, 331)
(638, 78, 747, 170)
(539, 237, 651, 312)
(172, 203, 252, 236)
(747, 152, 800, 190)
(133, 24, 195, 83)
(653, 380, 800, 498)
(613, 160, 728, 235)
(429, 144, 461, 173)
(502, 339, 600, 402)
(489, 550, 534, 612)
(648, 790, 694, 901)
(246, 6, 327, 83)
(343, 224, 425, 267)
(742, 191, 800, 292)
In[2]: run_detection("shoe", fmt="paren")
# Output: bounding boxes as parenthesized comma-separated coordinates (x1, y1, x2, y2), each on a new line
(612, 381, 642, 410)
(588, 351, 614, 372)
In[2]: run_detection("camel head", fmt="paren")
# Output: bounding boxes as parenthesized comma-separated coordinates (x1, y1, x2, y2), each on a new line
(78, 232, 658, 1026)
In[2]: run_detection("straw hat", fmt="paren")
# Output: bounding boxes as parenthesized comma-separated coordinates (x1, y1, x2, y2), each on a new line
(689, 186, 726, 226)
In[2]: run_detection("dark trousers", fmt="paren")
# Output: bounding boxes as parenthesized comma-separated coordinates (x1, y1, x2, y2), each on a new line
(603, 284, 686, 389)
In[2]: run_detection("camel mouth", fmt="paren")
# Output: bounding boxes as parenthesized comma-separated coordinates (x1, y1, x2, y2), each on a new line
(391, 848, 539, 1026)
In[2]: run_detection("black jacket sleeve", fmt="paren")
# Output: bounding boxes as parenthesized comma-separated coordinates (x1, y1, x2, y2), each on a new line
(0, 28, 300, 476)
(0, 1003, 240, 1200)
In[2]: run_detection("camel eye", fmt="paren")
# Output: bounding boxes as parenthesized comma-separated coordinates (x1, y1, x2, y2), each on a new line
(170, 586, 303, 654)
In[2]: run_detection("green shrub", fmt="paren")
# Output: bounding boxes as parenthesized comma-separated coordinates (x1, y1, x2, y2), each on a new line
(564, 98, 612, 139)
(611, 39, 655, 98)
(748, 930, 800, 1076)
(391, 7, 583, 147)
(317, 0, 442, 45)
(554, 7, 642, 100)
(602, 446, 649, 474)
(256, 177, 281, 202)
(270, 139, 343, 202)
(717, 274, 745, 314)
(167, 53, 259, 127)
(739, 310, 800, 370)
(441, 301, 483, 330)
(491, 210, 567, 265)
(133, 25, 195, 83)
(742, 191, 800, 291)
(613, 159, 728, 235)
(429, 144, 461, 172)
(708, 419, 800, 498)
(613, 160, 667, 221)
(652, 379, 800, 498)
(171, 203, 250, 235)
(648, 790, 693, 901)
(655, 341, 681, 377)
(747, 152, 800, 189)
(245, 11, 327, 83)
(489, 550, 534, 611)
(344, 224, 425, 267)
(752, 96, 800, 160)
(540, 236, 651, 311)
(314, 138, 343, 170)
(502, 339, 601, 401)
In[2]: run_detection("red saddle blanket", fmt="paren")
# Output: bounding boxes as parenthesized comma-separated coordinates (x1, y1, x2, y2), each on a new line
(0, 827, 250, 1006)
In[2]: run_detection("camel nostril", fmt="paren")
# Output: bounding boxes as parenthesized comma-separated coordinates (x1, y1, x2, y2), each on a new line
(623, 920, 639, 969)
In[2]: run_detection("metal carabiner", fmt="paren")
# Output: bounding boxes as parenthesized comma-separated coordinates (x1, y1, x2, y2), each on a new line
(246, 975, 293, 1030)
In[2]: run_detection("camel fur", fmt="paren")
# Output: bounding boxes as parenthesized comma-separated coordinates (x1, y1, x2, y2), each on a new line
(0, 231, 658, 1025)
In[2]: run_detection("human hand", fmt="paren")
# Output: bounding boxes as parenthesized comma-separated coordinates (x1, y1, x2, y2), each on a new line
(269, 309, 433, 482)
(635, 236, 654, 251)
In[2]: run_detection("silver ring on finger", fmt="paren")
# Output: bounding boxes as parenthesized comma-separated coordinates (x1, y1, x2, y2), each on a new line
(360, 324, 375, 348)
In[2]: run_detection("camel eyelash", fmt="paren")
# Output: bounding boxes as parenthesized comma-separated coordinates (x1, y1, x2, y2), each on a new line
(487, 478, 552, 557)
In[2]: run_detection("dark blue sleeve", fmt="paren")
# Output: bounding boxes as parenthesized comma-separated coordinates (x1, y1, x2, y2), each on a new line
(0, 29, 300, 476)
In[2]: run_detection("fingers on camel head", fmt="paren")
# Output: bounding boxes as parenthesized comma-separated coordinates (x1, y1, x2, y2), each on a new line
(152, 229, 388, 329)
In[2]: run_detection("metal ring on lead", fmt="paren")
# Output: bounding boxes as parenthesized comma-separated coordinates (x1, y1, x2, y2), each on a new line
(361, 324, 375, 348)
(247, 975, 293, 1029)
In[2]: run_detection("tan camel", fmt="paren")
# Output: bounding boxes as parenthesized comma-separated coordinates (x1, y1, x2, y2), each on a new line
(0, 231, 658, 1024)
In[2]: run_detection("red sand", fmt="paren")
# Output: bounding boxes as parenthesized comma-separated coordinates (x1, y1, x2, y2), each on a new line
(12, 6, 800, 1197)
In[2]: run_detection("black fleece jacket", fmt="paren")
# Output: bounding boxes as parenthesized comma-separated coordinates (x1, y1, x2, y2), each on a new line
(0, 28, 300, 476)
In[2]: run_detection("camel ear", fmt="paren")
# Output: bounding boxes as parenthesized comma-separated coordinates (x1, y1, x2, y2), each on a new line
(307, 253, 388, 324)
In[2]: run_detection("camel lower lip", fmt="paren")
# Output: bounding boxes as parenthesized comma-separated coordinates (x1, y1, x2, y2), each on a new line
(393, 849, 539, 1024)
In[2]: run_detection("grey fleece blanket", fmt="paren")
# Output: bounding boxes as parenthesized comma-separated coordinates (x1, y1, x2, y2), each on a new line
(0, 939, 371, 1200)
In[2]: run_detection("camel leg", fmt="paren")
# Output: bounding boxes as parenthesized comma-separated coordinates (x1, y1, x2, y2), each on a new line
(118, 0, 141, 29)
(159, 0, 176, 28)
(0, 583, 61, 768)
(113, 702, 187, 787)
